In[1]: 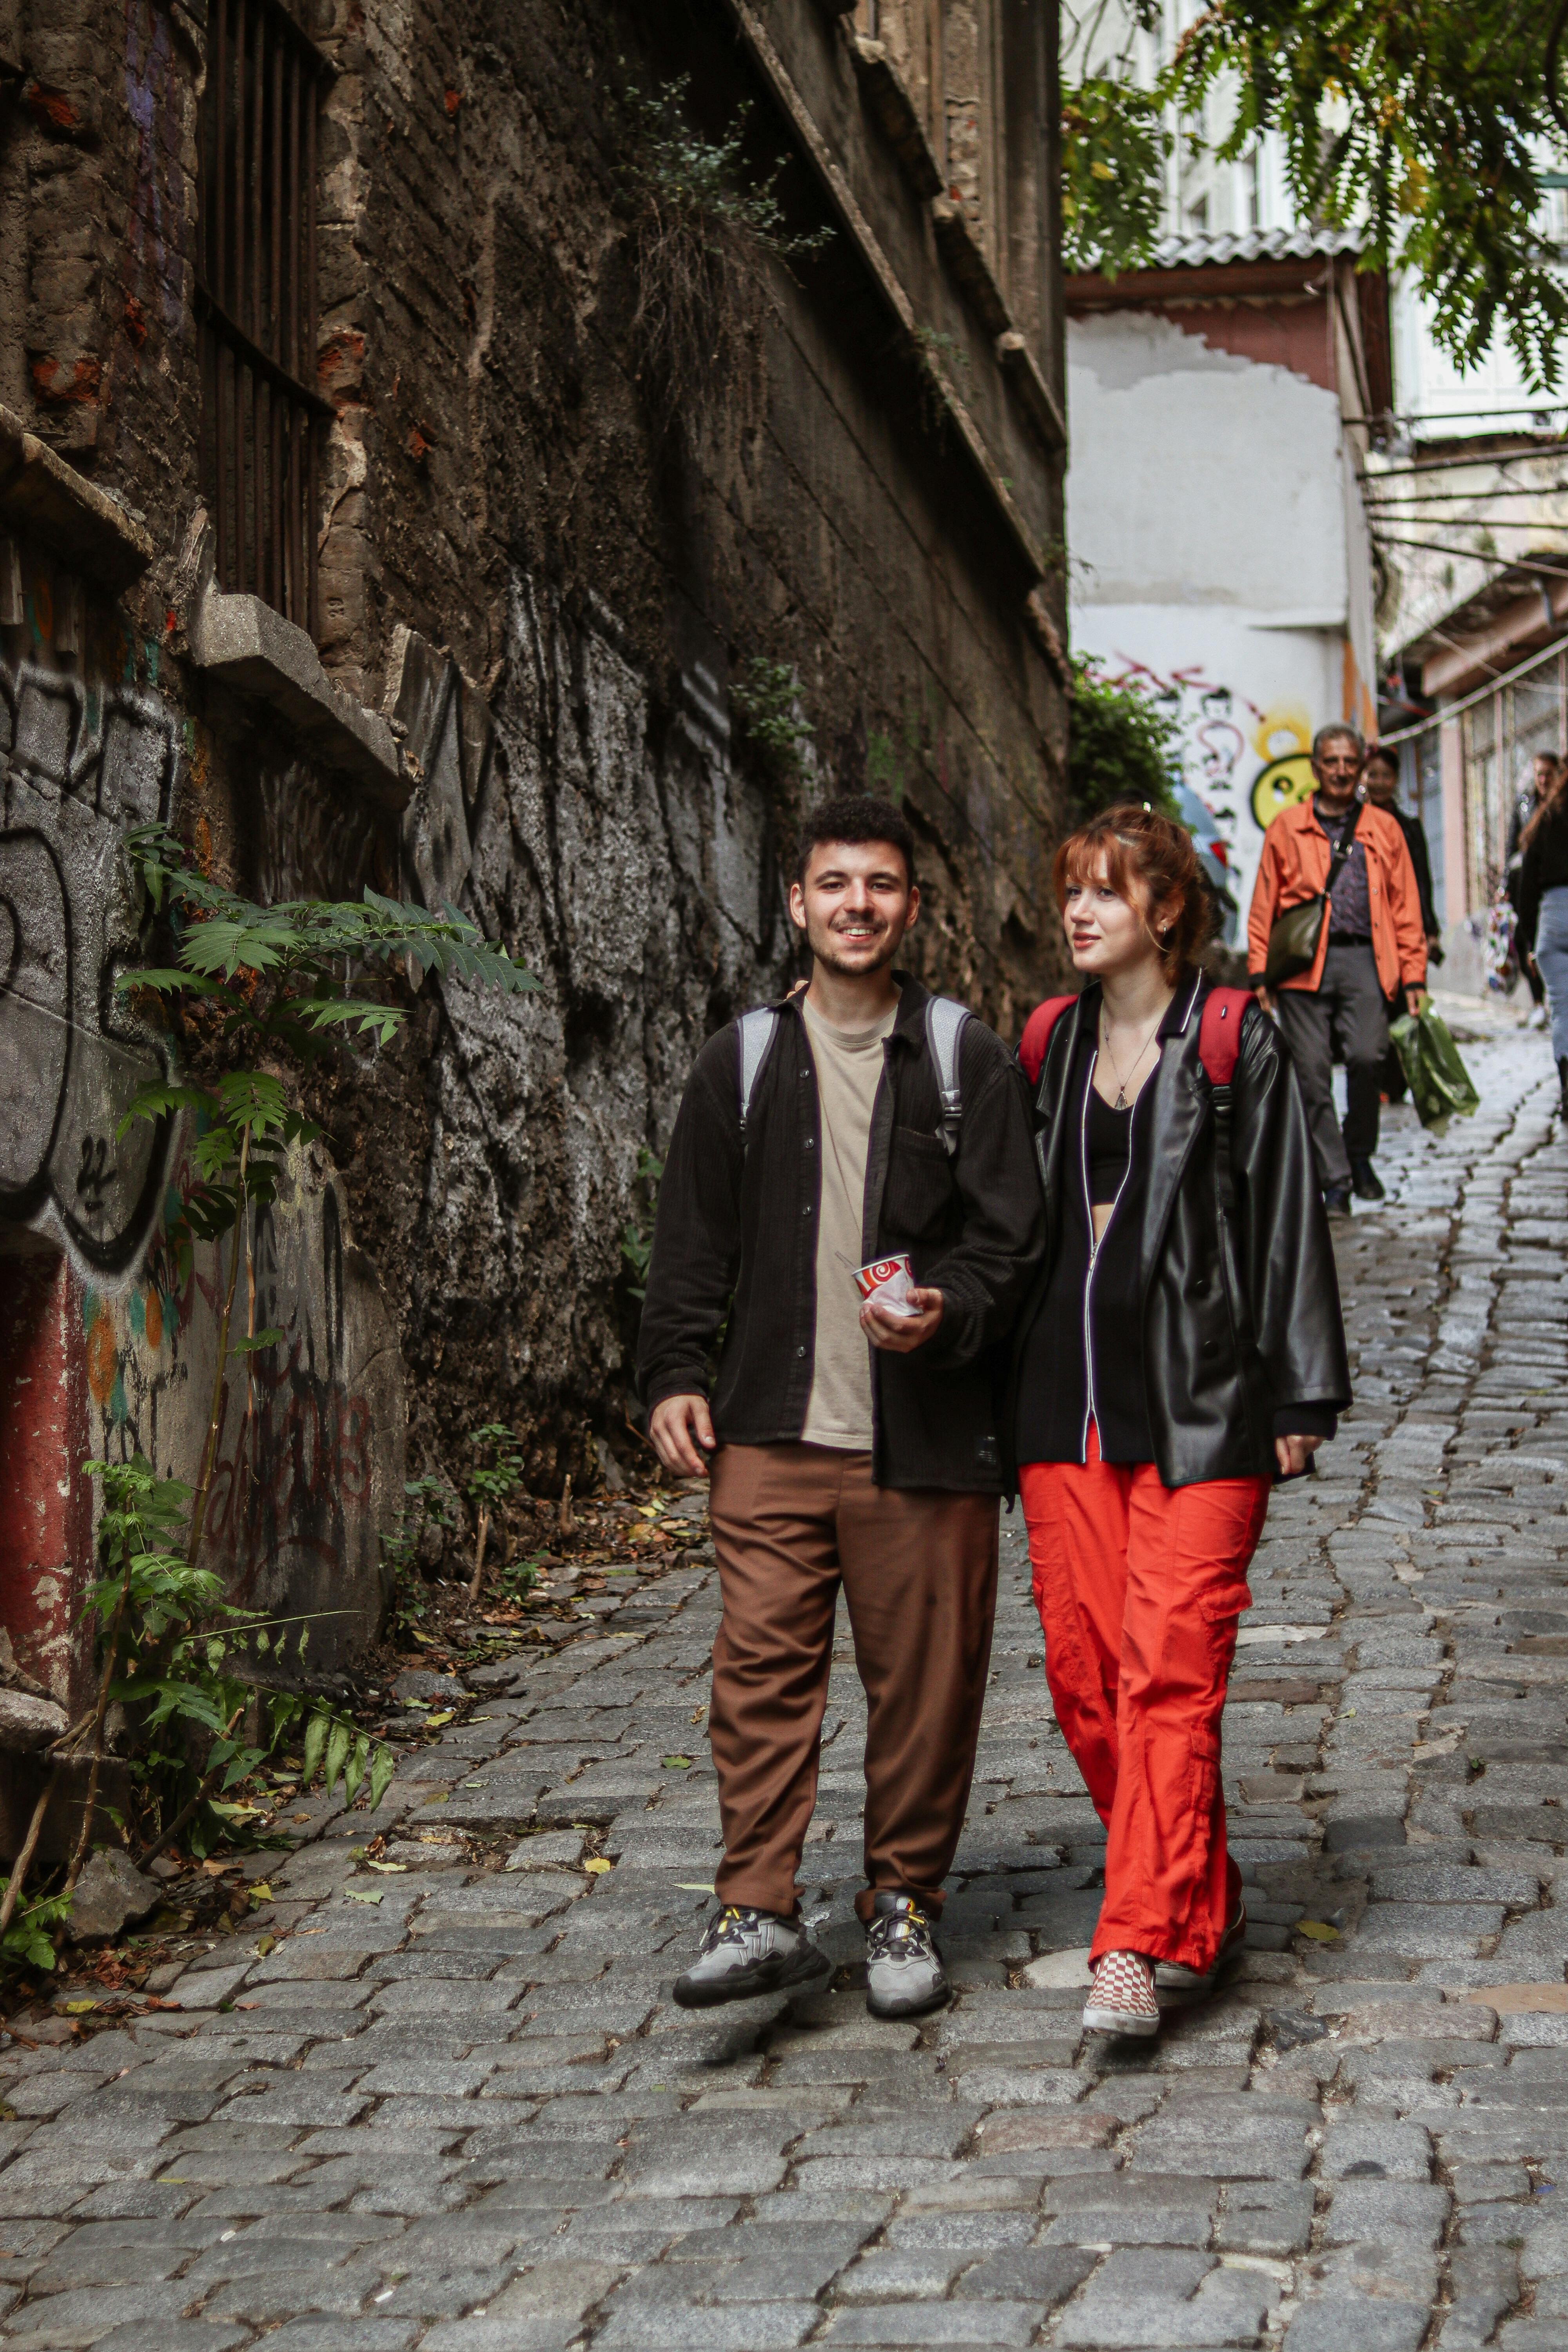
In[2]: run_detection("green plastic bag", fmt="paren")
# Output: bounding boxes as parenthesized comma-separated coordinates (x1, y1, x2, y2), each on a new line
(1388, 1007, 1480, 1135)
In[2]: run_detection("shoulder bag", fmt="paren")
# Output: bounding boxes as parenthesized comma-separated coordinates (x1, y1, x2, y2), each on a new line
(1263, 800, 1362, 990)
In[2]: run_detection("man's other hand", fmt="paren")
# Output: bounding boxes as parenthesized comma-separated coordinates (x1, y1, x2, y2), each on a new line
(860, 1286, 944, 1353)
(1275, 1432, 1324, 1477)
(648, 1394, 716, 1476)
(1406, 985, 1428, 1016)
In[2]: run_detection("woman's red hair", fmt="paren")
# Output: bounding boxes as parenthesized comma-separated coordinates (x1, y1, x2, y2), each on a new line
(1052, 801, 1213, 974)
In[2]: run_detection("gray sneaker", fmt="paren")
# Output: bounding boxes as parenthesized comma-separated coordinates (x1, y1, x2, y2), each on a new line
(865, 1892, 950, 2018)
(1154, 1902, 1247, 1999)
(671, 1904, 831, 2009)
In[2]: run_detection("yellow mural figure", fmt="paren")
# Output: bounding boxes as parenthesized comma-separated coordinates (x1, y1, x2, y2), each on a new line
(1249, 704, 1315, 832)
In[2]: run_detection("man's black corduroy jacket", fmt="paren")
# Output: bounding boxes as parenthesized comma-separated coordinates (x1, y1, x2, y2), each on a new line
(636, 977, 1044, 1493)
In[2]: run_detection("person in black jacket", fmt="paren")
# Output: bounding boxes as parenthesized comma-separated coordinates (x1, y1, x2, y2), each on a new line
(1361, 745, 1439, 941)
(1515, 760, 1568, 1115)
(1009, 803, 1349, 2042)
(638, 794, 1043, 2021)
(1508, 753, 1557, 1019)
(1360, 743, 1443, 1101)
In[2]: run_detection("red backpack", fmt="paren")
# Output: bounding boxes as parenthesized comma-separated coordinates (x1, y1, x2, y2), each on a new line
(1019, 984, 1254, 1214)
(1018, 985, 1252, 1090)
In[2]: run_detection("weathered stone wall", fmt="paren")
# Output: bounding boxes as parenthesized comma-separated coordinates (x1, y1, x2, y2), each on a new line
(0, 572, 403, 1692)
(0, 0, 1067, 1652)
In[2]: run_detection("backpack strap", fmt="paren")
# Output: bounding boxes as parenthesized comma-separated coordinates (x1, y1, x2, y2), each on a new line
(924, 996, 973, 1157)
(737, 1006, 780, 1144)
(1198, 986, 1252, 1088)
(1018, 994, 1079, 1088)
(1198, 986, 1253, 1217)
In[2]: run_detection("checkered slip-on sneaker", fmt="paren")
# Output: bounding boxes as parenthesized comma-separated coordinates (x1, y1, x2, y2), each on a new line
(1082, 1949, 1161, 2037)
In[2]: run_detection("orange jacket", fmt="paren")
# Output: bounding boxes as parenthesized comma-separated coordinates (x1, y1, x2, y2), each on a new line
(1247, 796, 1428, 997)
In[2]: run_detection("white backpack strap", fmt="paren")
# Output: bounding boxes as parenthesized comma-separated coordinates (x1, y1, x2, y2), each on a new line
(737, 1007, 780, 1143)
(924, 996, 972, 1157)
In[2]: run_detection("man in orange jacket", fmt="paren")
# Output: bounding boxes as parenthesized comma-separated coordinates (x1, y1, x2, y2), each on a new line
(1247, 724, 1427, 1213)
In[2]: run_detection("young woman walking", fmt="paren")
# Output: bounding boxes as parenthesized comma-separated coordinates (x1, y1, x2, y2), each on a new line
(1515, 758, 1568, 1117)
(1009, 803, 1350, 2038)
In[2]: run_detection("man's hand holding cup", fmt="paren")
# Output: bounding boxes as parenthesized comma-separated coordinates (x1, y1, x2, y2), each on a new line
(856, 1253, 944, 1353)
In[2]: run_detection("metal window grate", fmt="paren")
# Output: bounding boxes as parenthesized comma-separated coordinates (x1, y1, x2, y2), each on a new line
(197, 0, 333, 635)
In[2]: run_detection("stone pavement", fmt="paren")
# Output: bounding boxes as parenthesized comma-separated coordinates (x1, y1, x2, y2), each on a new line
(5, 1019, 1568, 2350)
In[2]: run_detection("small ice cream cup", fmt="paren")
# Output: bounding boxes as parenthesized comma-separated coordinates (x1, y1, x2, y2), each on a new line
(854, 1252, 919, 1319)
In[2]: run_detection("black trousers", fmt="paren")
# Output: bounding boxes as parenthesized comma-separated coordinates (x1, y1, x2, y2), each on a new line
(1274, 942, 1388, 1190)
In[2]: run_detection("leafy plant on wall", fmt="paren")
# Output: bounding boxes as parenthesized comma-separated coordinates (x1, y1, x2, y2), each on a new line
(0, 831, 539, 1964)
(1067, 655, 1183, 822)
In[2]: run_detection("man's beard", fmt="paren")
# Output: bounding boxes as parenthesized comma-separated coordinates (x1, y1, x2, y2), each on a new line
(808, 916, 902, 975)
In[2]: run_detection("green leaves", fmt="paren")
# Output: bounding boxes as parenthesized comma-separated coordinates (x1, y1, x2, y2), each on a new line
(230, 1329, 283, 1356)
(368, 1744, 397, 1810)
(1161, 0, 1568, 389)
(1060, 74, 1172, 276)
(0, 1888, 72, 1975)
(114, 829, 538, 1250)
(618, 73, 832, 261)
(619, 1145, 664, 1304)
(466, 1423, 525, 1512)
(1067, 658, 1183, 823)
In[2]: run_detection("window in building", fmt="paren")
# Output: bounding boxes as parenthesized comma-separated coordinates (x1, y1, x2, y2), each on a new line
(196, 0, 333, 636)
(1242, 146, 1262, 230)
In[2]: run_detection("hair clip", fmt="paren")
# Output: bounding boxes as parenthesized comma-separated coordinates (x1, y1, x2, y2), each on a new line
(1142, 801, 1151, 813)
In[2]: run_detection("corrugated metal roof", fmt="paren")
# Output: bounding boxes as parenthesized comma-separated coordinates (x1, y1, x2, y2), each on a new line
(1147, 225, 1366, 270)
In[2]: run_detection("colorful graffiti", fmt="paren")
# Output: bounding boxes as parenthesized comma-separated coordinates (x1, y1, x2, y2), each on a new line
(1101, 659, 1325, 843)
(1247, 705, 1316, 832)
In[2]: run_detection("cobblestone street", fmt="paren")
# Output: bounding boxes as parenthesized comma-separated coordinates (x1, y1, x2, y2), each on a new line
(5, 1017, 1568, 2350)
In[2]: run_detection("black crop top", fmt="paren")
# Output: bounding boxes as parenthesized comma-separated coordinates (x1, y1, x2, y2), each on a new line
(1086, 1089, 1132, 1207)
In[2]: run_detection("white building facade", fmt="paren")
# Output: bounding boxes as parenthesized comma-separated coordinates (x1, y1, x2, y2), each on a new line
(1066, 230, 1386, 932)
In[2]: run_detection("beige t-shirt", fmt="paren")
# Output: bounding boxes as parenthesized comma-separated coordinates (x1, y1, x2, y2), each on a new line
(801, 995, 899, 1450)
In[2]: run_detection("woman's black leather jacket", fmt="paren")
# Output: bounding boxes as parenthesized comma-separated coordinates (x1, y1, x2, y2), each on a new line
(1004, 975, 1351, 1491)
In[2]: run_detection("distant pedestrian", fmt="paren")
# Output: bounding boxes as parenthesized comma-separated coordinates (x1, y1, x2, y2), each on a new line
(1360, 743, 1441, 1105)
(639, 793, 1043, 2020)
(1508, 751, 1559, 1026)
(1361, 745, 1440, 950)
(1514, 760, 1568, 1119)
(1008, 803, 1349, 2038)
(1246, 723, 1428, 1211)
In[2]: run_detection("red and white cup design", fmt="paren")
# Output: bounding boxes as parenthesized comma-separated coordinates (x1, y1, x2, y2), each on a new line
(854, 1253, 919, 1318)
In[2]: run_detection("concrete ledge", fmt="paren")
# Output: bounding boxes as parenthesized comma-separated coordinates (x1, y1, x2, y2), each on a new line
(191, 587, 413, 809)
(850, 37, 943, 200)
(1024, 589, 1071, 690)
(719, 0, 1052, 590)
(997, 330, 1067, 455)
(929, 197, 1012, 339)
(0, 402, 154, 591)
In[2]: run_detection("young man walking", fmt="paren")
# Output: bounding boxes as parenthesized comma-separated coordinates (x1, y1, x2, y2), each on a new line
(1247, 724, 1427, 1212)
(639, 794, 1042, 2018)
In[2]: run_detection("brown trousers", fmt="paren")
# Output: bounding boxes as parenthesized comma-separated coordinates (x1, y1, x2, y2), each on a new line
(707, 1443, 1000, 1922)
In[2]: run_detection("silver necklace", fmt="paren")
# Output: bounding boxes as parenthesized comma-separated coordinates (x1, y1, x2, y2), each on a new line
(1098, 1010, 1163, 1111)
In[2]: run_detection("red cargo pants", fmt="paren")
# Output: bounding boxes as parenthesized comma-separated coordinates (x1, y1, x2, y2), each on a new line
(1019, 1430, 1270, 1975)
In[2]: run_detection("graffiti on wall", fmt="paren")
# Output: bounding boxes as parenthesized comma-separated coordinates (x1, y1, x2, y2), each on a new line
(79, 1163, 396, 1638)
(0, 651, 179, 1273)
(1, 557, 401, 1668)
(1096, 655, 1327, 933)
